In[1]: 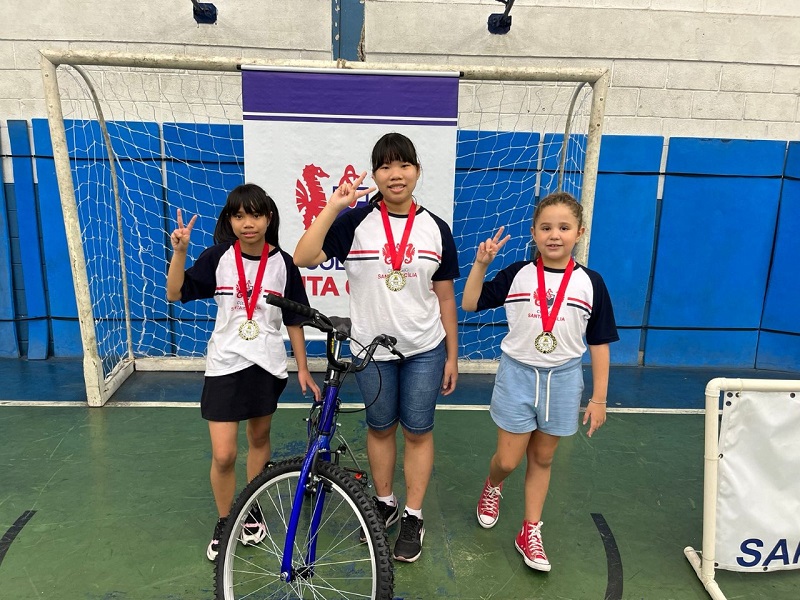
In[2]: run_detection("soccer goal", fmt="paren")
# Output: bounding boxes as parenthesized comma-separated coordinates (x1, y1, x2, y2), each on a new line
(40, 50, 608, 406)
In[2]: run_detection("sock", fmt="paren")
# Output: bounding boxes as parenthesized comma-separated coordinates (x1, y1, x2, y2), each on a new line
(377, 493, 397, 507)
(404, 506, 423, 520)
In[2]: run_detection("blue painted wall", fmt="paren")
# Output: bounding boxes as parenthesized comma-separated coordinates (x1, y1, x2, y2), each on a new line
(1, 119, 797, 371)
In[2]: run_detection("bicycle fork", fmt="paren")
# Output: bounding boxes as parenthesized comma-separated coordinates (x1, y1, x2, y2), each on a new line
(280, 434, 329, 583)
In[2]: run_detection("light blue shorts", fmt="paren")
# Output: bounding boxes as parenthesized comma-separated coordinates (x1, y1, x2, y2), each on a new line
(354, 341, 446, 435)
(490, 353, 584, 437)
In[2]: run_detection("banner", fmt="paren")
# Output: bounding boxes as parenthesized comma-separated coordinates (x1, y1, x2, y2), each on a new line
(241, 66, 459, 328)
(715, 389, 800, 572)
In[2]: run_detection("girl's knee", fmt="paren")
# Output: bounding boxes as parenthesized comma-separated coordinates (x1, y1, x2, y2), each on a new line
(402, 428, 432, 446)
(212, 448, 238, 471)
(493, 452, 523, 474)
(528, 445, 557, 469)
(247, 428, 271, 449)
(369, 424, 399, 440)
(528, 433, 559, 468)
(531, 453, 554, 469)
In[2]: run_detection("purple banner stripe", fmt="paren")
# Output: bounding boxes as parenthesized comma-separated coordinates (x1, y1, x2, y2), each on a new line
(242, 70, 458, 119)
(243, 114, 456, 127)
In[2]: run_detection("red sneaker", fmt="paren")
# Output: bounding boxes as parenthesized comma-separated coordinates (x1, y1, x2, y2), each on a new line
(476, 478, 503, 528)
(515, 520, 551, 572)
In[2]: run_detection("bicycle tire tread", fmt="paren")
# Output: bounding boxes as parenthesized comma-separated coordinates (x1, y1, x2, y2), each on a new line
(214, 457, 394, 599)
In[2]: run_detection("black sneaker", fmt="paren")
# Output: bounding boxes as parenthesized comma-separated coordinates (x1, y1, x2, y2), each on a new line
(377, 499, 400, 529)
(240, 503, 266, 545)
(206, 517, 226, 561)
(393, 513, 425, 563)
(360, 498, 400, 543)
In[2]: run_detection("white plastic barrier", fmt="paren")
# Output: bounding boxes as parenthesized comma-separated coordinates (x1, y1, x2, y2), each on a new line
(684, 378, 800, 599)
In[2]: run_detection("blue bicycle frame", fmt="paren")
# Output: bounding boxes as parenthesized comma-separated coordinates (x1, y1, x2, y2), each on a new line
(263, 293, 395, 584)
(280, 321, 354, 582)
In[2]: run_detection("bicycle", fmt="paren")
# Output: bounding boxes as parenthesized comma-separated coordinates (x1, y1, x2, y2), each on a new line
(215, 293, 398, 600)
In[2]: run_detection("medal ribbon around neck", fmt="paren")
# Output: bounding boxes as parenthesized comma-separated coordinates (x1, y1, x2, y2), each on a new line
(380, 200, 417, 274)
(234, 239, 269, 325)
(536, 256, 575, 334)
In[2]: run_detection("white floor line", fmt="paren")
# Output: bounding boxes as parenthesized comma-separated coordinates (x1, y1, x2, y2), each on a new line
(0, 400, 706, 414)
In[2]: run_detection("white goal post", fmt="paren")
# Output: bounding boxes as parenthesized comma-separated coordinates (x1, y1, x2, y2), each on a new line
(40, 50, 608, 406)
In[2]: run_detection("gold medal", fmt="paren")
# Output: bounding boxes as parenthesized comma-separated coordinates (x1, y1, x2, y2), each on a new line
(234, 240, 269, 342)
(534, 331, 557, 354)
(380, 201, 416, 293)
(386, 269, 406, 292)
(238, 319, 260, 341)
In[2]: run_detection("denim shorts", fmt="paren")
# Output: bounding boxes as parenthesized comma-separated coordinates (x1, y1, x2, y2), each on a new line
(354, 341, 446, 435)
(490, 353, 584, 437)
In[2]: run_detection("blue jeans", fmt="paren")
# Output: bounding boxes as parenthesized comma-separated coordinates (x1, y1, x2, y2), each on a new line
(354, 341, 446, 435)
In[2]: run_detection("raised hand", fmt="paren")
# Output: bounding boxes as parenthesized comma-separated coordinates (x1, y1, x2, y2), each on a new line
(476, 226, 511, 265)
(328, 171, 376, 211)
(170, 209, 197, 252)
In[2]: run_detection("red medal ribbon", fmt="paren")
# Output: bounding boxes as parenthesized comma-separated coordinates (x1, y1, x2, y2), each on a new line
(536, 257, 575, 333)
(380, 201, 417, 271)
(234, 240, 269, 321)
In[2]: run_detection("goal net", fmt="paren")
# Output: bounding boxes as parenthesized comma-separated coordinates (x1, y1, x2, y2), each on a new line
(41, 51, 607, 405)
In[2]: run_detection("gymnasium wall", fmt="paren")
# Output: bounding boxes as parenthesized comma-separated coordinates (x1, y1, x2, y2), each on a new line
(0, 2, 798, 141)
(1, 121, 797, 370)
(0, 0, 798, 370)
(365, 1, 800, 141)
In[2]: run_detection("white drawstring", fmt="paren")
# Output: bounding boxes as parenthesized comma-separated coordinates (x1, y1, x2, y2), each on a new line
(532, 367, 553, 422)
(545, 370, 552, 423)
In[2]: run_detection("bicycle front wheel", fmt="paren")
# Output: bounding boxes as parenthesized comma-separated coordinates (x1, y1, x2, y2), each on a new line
(215, 457, 393, 600)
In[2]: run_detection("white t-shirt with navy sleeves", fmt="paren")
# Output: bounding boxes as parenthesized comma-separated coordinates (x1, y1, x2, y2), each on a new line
(322, 202, 459, 361)
(179, 242, 309, 378)
(477, 260, 618, 368)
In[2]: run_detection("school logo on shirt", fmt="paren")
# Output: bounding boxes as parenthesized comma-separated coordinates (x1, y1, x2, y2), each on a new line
(534, 287, 555, 308)
(236, 279, 254, 299)
(382, 242, 415, 265)
(295, 163, 370, 230)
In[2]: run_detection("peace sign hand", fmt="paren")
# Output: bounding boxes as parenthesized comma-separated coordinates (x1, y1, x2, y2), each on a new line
(170, 209, 197, 252)
(328, 171, 376, 212)
(476, 226, 511, 265)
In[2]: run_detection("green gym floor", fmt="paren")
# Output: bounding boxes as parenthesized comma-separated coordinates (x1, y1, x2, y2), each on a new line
(1, 360, 799, 599)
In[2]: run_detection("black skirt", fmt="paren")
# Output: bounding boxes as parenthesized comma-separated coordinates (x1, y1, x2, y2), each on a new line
(200, 364, 288, 422)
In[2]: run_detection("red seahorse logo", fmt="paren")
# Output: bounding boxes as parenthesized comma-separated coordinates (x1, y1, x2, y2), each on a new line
(296, 164, 330, 230)
(381, 243, 416, 265)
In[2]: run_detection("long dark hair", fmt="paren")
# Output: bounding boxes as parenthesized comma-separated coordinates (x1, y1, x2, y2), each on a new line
(369, 133, 421, 205)
(214, 183, 280, 247)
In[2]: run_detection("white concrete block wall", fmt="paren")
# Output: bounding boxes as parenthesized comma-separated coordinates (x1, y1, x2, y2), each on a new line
(364, 0, 800, 140)
(0, 0, 798, 144)
(0, 0, 332, 160)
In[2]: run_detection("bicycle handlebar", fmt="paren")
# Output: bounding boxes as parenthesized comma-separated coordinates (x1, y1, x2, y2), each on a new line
(265, 293, 332, 331)
(265, 293, 403, 361)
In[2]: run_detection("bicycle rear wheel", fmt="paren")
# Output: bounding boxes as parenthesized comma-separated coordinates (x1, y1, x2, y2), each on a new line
(215, 457, 393, 600)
